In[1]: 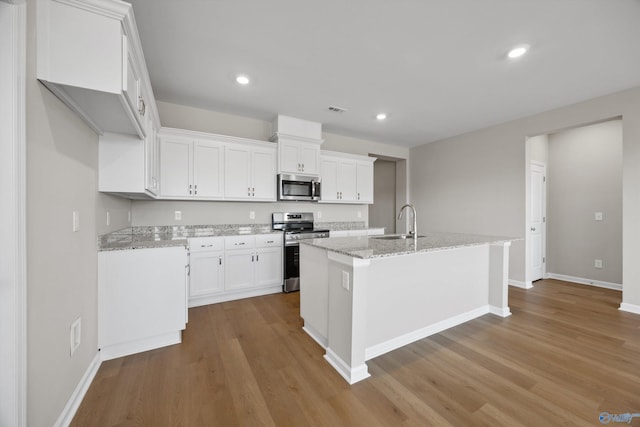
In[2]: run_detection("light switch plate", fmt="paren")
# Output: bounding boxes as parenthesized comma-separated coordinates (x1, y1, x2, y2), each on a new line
(595, 212, 603, 221)
(595, 259, 603, 268)
(249, 211, 255, 220)
(72, 211, 80, 232)
(342, 271, 350, 291)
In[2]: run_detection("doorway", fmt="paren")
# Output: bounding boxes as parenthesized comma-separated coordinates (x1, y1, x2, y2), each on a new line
(368, 155, 408, 234)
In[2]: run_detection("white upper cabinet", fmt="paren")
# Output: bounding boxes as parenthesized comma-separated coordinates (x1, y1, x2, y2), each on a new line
(159, 129, 225, 200)
(37, 0, 159, 139)
(271, 115, 323, 175)
(276, 138, 321, 175)
(320, 151, 376, 204)
(224, 143, 276, 201)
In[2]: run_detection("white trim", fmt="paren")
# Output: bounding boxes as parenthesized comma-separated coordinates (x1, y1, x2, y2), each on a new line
(546, 273, 622, 291)
(619, 303, 640, 315)
(302, 324, 328, 349)
(99, 331, 182, 361)
(0, 2, 27, 426)
(489, 305, 512, 317)
(188, 285, 282, 308)
(509, 279, 533, 289)
(364, 305, 490, 360)
(52, 354, 102, 427)
(324, 348, 370, 385)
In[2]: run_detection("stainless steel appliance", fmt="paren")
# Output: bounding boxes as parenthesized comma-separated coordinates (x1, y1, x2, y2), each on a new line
(277, 173, 321, 201)
(272, 212, 329, 292)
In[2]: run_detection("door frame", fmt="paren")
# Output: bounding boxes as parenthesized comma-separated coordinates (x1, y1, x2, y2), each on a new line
(528, 160, 547, 284)
(0, 1, 27, 426)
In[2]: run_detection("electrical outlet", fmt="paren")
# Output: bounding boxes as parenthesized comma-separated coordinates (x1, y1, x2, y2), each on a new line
(127, 210, 131, 223)
(249, 211, 255, 220)
(342, 271, 350, 291)
(595, 212, 603, 221)
(72, 211, 80, 232)
(174, 211, 182, 221)
(357, 211, 362, 219)
(595, 259, 603, 269)
(70, 317, 81, 357)
(317, 211, 322, 219)
(106, 211, 110, 226)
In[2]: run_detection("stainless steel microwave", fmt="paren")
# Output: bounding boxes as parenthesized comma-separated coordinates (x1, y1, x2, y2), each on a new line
(277, 174, 321, 201)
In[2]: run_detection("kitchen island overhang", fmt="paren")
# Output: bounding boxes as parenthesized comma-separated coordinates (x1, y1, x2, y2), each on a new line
(299, 233, 515, 384)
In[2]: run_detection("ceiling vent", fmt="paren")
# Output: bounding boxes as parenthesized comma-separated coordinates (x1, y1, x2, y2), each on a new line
(328, 105, 348, 113)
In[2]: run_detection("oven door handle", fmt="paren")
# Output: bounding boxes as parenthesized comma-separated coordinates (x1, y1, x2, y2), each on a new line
(284, 241, 300, 247)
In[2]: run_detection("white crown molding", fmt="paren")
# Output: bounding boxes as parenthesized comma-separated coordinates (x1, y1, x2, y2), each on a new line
(53, 0, 129, 20)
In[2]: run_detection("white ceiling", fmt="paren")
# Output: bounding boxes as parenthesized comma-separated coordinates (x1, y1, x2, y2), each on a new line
(128, 0, 640, 147)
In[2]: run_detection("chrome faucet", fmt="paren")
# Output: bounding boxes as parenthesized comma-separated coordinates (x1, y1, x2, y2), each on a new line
(398, 204, 417, 240)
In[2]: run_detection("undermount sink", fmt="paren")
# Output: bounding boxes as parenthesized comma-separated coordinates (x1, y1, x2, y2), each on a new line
(372, 234, 426, 240)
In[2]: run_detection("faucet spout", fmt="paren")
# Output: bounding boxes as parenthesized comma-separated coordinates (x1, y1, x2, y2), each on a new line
(398, 204, 417, 240)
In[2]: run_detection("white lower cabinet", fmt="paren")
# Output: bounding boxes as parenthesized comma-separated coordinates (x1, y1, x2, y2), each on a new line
(188, 234, 283, 307)
(98, 246, 188, 360)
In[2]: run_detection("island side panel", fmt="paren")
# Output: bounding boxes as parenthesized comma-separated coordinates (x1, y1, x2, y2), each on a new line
(299, 244, 330, 348)
(364, 245, 491, 360)
(325, 252, 371, 384)
(489, 241, 512, 317)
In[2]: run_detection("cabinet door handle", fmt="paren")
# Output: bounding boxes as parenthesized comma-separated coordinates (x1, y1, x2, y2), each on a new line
(236, 242, 245, 246)
(252, 187, 255, 197)
(138, 96, 146, 116)
(189, 184, 192, 195)
(194, 184, 198, 195)
(256, 254, 259, 262)
(219, 257, 222, 265)
(358, 192, 360, 200)
(302, 163, 304, 171)
(266, 240, 274, 244)
(252, 255, 255, 262)
(248, 187, 251, 196)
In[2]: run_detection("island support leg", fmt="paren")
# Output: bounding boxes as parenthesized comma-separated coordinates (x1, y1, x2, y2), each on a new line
(489, 241, 512, 317)
(324, 252, 371, 384)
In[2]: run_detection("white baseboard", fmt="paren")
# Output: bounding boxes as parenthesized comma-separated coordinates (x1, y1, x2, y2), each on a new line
(53, 353, 102, 427)
(364, 305, 490, 361)
(619, 303, 640, 315)
(489, 305, 512, 318)
(324, 348, 370, 385)
(509, 279, 533, 289)
(546, 273, 622, 291)
(302, 323, 328, 349)
(100, 331, 182, 361)
(188, 285, 282, 308)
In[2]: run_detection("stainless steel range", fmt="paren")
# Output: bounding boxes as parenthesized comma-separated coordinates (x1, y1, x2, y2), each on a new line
(272, 212, 330, 292)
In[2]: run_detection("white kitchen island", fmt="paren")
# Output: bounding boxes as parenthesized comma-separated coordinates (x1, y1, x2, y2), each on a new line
(299, 232, 514, 384)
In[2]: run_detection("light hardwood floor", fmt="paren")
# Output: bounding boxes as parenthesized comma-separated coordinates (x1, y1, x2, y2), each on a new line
(72, 279, 640, 426)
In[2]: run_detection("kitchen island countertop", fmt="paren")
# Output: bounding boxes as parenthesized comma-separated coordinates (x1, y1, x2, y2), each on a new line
(300, 231, 516, 259)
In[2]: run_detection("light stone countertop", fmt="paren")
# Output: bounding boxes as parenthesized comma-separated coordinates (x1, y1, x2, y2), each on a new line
(98, 224, 281, 251)
(299, 232, 517, 259)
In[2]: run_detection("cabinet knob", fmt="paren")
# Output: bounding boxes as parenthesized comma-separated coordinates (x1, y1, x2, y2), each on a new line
(302, 163, 305, 171)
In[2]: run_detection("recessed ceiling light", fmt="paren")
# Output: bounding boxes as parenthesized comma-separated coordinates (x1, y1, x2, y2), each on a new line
(236, 75, 250, 85)
(376, 113, 387, 121)
(507, 44, 529, 59)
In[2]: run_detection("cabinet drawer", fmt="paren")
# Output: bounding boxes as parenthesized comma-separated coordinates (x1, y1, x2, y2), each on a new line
(255, 234, 282, 248)
(225, 235, 255, 250)
(189, 236, 224, 252)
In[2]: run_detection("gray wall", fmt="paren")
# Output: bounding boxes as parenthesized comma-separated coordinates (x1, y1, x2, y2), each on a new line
(409, 86, 640, 310)
(369, 159, 396, 233)
(134, 102, 411, 226)
(547, 120, 622, 284)
(26, 0, 130, 424)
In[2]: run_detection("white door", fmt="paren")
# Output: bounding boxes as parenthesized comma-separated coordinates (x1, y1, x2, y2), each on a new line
(193, 140, 224, 198)
(224, 249, 255, 290)
(320, 158, 339, 202)
(279, 141, 300, 174)
(299, 143, 319, 174)
(338, 159, 357, 201)
(252, 148, 276, 200)
(189, 251, 224, 297)
(530, 162, 546, 281)
(160, 137, 191, 197)
(356, 161, 374, 203)
(255, 247, 282, 287)
(224, 145, 252, 199)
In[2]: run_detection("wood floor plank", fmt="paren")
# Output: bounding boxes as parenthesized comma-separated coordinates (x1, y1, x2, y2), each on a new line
(72, 279, 640, 426)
